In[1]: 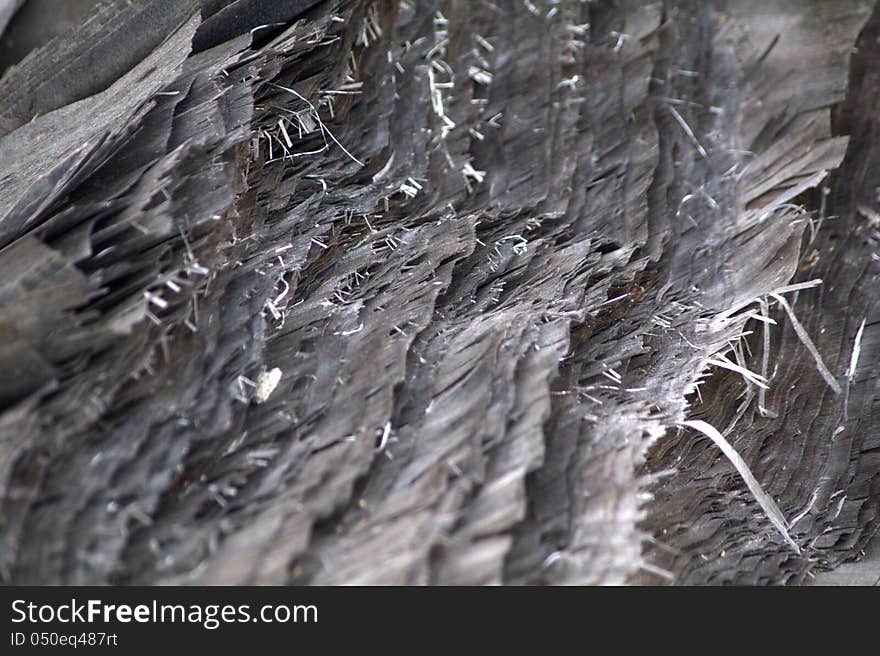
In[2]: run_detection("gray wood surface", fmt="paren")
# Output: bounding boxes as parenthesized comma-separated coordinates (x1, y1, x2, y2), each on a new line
(0, 0, 878, 585)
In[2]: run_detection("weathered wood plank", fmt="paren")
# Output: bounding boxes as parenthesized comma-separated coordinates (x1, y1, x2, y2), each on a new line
(0, 0, 876, 585)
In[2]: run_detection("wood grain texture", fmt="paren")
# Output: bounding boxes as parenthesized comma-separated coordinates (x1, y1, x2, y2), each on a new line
(0, 0, 877, 585)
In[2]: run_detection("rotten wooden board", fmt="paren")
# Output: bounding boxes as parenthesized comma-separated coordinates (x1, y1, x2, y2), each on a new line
(0, 0, 877, 585)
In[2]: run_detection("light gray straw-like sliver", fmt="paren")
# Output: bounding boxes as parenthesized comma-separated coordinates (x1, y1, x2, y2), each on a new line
(271, 83, 364, 167)
(770, 293, 842, 394)
(847, 318, 866, 380)
(757, 299, 775, 417)
(680, 420, 800, 553)
(667, 104, 708, 159)
(706, 354, 768, 389)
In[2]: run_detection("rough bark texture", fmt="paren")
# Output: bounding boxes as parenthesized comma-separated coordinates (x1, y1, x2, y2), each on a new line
(0, 0, 878, 585)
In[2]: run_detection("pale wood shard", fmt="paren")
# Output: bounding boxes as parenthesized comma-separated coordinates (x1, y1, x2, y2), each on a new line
(0, 0, 878, 586)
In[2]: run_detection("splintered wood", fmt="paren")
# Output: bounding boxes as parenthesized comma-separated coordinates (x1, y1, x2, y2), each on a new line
(0, 0, 877, 585)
